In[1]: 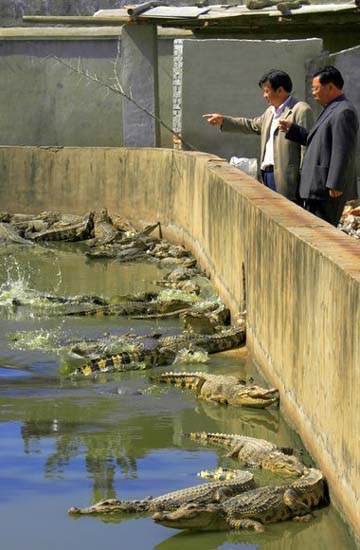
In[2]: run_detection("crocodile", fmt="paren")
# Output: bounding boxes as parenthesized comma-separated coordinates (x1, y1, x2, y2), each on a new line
(180, 306, 231, 334)
(71, 327, 246, 377)
(0, 222, 34, 245)
(13, 212, 83, 237)
(11, 292, 108, 308)
(90, 208, 118, 246)
(152, 468, 328, 532)
(117, 221, 162, 245)
(129, 301, 225, 321)
(69, 325, 243, 362)
(71, 346, 178, 376)
(85, 246, 148, 261)
(28, 211, 95, 242)
(186, 432, 305, 476)
(68, 470, 255, 516)
(152, 372, 278, 408)
(157, 267, 198, 284)
(150, 242, 191, 260)
(154, 279, 200, 295)
(63, 299, 194, 317)
(157, 326, 245, 353)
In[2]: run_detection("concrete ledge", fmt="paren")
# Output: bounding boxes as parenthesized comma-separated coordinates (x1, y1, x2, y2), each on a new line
(0, 145, 359, 540)
(0, 26, 192, 40)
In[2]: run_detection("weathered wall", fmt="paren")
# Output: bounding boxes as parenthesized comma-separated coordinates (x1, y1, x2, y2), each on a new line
(174, 38, 323, 159)
(0, 29, 176, 147)
(0, 145, 359, 541)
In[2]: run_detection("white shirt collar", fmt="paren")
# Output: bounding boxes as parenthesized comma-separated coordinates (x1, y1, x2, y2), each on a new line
(272, 95, 292, 118)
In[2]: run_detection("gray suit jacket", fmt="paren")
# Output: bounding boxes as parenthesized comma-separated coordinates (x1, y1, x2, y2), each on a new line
(221, 96, 313, 200)
(286, 96, 359, 200)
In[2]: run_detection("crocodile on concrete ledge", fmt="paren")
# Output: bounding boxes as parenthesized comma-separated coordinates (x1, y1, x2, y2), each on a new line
(152, 468, 328, 532)
(151, 371, 279, 408)
(28, 211, 95, 242)
(186, 432, 305, 476)
(68, 470, 255, 516)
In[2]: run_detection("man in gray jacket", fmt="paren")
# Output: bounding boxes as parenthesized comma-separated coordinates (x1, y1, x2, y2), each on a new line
(279, 65, 359, 226)
(203, 69, 313, 202)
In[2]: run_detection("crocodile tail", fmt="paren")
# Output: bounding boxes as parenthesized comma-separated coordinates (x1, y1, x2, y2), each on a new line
(151, 371, 204, 390)
(75, 350, 147, 376)
(65, 306, 111, 317)
(185, 432, 235, 448)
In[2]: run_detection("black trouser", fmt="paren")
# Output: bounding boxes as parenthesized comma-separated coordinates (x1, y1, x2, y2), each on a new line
(302, 197, 345, 227)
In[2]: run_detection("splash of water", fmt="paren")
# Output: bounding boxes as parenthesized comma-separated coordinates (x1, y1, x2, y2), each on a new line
(174, 348, 209, 364)
(0, 254, 62, 307)
(8, 328, 57, 352)
(8, 324, 67, 352)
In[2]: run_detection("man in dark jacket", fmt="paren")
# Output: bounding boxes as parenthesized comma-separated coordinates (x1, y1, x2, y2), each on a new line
(279, 65, 359, 226)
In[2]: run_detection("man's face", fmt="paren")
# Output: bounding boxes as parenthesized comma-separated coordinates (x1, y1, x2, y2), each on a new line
(262, 81, 284, 108)
(311, 76, 332, 105)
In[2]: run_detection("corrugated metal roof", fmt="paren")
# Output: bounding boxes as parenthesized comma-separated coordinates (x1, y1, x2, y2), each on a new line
(23, 1, 359, 28)
(94, 1, 357, 19)
(94, 7, 210, 18)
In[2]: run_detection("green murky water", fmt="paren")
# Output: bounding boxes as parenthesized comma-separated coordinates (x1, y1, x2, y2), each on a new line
(0, 244, 356, 550)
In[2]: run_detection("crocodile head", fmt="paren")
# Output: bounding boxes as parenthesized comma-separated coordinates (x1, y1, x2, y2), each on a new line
(68, 499, 123, 515)
(232, 386, 279, 408)
(152, 502, 228, 531)
(264, 451, 305, 476)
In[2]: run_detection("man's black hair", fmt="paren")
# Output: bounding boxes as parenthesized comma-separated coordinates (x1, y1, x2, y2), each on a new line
(313, 65, 344, 90)
(258, 70, 292, 93)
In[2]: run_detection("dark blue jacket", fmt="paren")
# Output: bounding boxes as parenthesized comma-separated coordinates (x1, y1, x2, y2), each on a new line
(286, 96, 358, 200)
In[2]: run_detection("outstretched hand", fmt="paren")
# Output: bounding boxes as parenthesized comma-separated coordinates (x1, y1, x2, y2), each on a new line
(203, 113, 224, 126)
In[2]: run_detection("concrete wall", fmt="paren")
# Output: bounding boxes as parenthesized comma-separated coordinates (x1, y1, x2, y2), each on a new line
(0, 30, 176, 148)
(174, 38, 323, 159)
(0, 145, 359, 541)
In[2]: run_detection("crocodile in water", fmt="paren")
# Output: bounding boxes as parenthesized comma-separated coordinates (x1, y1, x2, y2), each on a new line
(152, 371, 278, 408)
(72, 346, 178, 377)
(0, 222, 34, 245)
(186, 432, 305, 476)
(63, 299, 194, 317)
(152, 468, 328, 531)
(68, 470, 255, 515)
(72, 327, 246, 377)
(157, 326, 245, 354)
